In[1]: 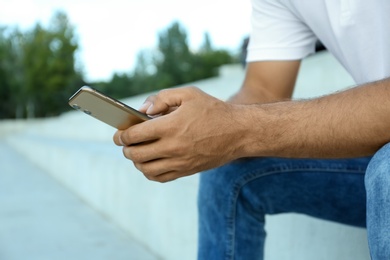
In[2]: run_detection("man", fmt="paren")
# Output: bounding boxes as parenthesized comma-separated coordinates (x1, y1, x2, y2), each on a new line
(113, 0, 390, 259)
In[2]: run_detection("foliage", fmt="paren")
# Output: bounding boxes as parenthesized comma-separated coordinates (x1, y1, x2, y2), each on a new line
(22, 11, 83, 118)
(1, 14, 239, 119)
(0, 29, 23, 119)
(96, 21, 237, 98)
(94, 73, 134, 100)
(0, 11, 83, 119)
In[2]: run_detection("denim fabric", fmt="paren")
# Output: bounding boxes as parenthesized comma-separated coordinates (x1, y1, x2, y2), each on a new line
(198, 154, 381, 260)
(365, 143, 390, 259)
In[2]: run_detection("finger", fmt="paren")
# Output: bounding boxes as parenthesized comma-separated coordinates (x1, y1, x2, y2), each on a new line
(146, 87, 198, 115)
(134, 161, 171, 181)
(113, 130, 124, 146)
(122, 140, 166, 163)
(119, 119, 162, 146)
(143, 170, 179, 183)
(139, 95, 156, 113)
(133, 160, 187, 183)
(122, 136, 185, 163)
(135, 159, 197, 183)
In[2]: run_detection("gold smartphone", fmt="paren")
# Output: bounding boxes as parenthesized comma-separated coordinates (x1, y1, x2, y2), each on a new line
(68, 86, 151, 130)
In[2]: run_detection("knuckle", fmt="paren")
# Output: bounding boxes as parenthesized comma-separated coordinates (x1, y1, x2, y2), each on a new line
(180, 86, 201, 100)
(146, 95, 156, 102)
(138, 166, 169, 183)
(159, 88, 170, 95)
(158, 89, 171, 99)
(143, 172, 158, 182)
(158, 178, 169, 183)
(133, 162, 142, 171)
(129, 149, 141, 162)
(160, 174, 176, 183)
(149, 174, 170, 183)
(187, 86, 198, 91)
(134, 163, 149, 177)
(185, 86, 199, 94)
(134, 163, 152, 177)
(124, 147, 145, 163)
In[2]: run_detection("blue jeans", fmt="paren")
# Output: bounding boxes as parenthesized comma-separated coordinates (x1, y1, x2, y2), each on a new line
(198, 143, 390, 260)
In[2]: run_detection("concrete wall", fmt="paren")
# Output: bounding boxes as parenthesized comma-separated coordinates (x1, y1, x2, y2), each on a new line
(3, 52, 370, 260)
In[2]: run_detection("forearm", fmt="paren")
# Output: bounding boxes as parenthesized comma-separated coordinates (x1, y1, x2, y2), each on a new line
(228, 84, 290, 104)
(236, 78, 390, 158)
(229, 60, 300, 105)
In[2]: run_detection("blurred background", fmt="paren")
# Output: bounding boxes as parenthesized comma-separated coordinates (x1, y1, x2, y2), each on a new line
(0, 1, 370, 260)
(0, 1, 251, 259)
(0, 0, 251, 120)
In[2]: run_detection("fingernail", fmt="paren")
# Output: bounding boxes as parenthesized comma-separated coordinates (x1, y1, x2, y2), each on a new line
(146, 104, 154, 115)
(119, 136, 125, 146)
(139, 101, 151, 112)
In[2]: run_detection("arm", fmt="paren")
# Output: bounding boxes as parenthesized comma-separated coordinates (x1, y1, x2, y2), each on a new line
(229, 60, 301, 104)
(112, 60, 301, 182)
(113, 63, 390, 182)
(237, 78, 390, 158)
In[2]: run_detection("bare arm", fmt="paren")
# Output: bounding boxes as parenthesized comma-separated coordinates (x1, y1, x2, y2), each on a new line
(229, 60, 301, 104)
(237, 78, 390, 158)
(230, 60, 390, 158)
(113, 60, 390, 182)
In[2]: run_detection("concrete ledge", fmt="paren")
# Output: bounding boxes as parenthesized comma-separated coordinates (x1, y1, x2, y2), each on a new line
(4, 52, 370, 259)
(0, 119, 43, 136)
(265, 214, 368, 259)
(5, 134, 198, 259)
(0, 141, 159, 260)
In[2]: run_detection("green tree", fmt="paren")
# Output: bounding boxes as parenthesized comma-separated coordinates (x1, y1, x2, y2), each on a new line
(0, 27, 25, 118)
(99, 73, 134, 99)
(22, 11, 82, 118)
(154, 21, 193, 88)
(191, 32, 234, 80)
(0, 28, 13, 118)
(199, 32, 213, 53)
(90, 21, 237, 100)
(130, 49, 158, 94)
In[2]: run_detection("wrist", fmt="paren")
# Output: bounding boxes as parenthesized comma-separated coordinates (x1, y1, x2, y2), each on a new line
(231, 102, 298, 159)
(229, 104, 273, 159)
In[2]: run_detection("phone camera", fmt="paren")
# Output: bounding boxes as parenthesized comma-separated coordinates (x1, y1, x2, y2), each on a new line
(83, 110, 92, 115)
(72, 104, 81, 110)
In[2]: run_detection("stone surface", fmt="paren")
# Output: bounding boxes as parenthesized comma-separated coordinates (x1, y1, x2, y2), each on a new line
(0, 140, 159, 260)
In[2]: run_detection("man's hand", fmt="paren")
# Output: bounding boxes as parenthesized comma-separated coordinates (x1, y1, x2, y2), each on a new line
(113, 87, 246, 183)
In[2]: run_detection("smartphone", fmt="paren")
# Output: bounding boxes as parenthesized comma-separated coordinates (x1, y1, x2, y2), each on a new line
(68, 86, 151, 130)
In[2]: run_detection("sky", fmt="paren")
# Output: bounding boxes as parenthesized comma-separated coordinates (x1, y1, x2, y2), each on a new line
(0, 0, 252, 82)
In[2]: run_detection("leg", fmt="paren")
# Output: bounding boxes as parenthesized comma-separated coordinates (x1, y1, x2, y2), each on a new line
(198, 157, 370, 260)
(365, 142, 390, 259)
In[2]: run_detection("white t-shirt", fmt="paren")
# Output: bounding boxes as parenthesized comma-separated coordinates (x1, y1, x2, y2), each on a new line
(247, 0, 390, 84)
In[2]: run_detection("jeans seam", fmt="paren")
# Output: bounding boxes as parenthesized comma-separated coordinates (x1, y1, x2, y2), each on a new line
(225, 164, 367, 260)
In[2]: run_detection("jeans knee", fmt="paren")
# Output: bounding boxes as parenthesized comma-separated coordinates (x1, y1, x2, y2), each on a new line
(365, 142, 390, 189)
(198, 159, 264, 209)
(365, 143, 390, 259)
(198, 162, 240, 207)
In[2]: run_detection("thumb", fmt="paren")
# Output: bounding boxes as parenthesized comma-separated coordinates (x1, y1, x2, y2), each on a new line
(146, 87, 195, 115)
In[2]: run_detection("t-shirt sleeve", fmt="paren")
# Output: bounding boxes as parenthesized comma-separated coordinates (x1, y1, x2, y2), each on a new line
(247, 0, 318, 62)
